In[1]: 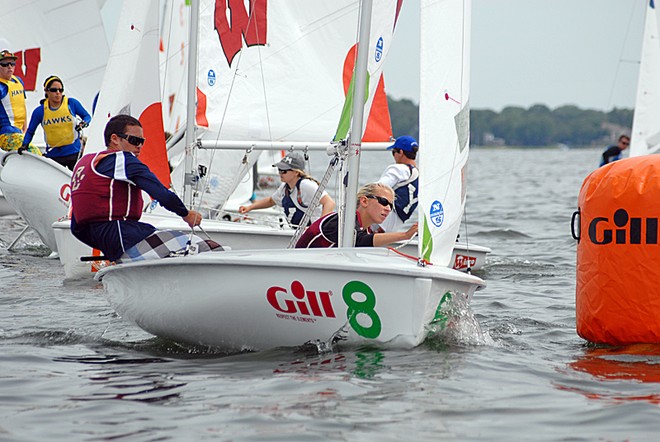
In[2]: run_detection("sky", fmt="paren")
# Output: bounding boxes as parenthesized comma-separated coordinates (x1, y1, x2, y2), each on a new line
(101, 0, 646, 113)
(385, 0, 646, 111)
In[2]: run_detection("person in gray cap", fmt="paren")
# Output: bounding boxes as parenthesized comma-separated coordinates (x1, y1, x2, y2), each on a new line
(377, 135, 419, 232)
(239, 152, 335, 227)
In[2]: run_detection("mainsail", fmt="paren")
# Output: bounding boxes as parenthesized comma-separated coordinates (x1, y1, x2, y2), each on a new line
(0, 0, 109, 140)
(630, 0, 660, 156)
(85, 0, 171, 187)
(181, 0, 397, 211)
(418, 0, 471, 265)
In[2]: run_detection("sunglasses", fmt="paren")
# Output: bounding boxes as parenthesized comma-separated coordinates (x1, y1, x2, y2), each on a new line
(278, 169, 290, 174)
(46, 87, 64, 93)
(0, 62, 16, 67)
(366, 194, 394, 210)
(117, 133, 146, 146)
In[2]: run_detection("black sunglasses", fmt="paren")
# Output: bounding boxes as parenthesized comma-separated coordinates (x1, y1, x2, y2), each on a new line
(0, 62, 16, 67)
(278, 169, 291, 174)
(366, 194, 394, 210)
(46, 87, 64, 93)
(117, 133, 146, 146)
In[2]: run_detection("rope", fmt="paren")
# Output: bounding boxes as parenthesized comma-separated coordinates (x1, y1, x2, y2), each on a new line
(287, 153, 340, 248)
(387, 246, 433, 266)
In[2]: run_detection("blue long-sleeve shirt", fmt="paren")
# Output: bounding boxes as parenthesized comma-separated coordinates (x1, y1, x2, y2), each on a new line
(71, 151, 186, 261)
(23, 97, 91, 158)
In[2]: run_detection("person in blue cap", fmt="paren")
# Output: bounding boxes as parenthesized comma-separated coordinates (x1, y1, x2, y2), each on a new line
(377, 135, 419, 232)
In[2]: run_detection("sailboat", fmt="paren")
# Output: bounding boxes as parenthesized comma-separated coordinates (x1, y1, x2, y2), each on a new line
(0, 0, 110, 252)
(630, 0, 660, 157)
(96, 0, 485, 351)
(52, 0, 489, 279)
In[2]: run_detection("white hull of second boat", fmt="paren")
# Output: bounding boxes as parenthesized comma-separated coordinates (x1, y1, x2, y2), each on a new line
(97, 247, 485, 351)
(0, 152, 71, 252)
(0, 190, 16, 217)
(53, 213, 491, 280)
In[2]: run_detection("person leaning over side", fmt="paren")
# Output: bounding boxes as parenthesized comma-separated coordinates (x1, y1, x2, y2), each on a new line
(239, 152, 336, 227)
(295, 182, 418, 248)
(70, 114, 221, 263)
(377, 135, 419, 232)
(20, 75, 91, 170)
(0, 50, 40, 155)
(599, 134, 629, 167)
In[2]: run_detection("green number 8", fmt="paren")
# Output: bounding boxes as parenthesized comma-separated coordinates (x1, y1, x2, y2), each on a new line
(343, 280, 381, 339)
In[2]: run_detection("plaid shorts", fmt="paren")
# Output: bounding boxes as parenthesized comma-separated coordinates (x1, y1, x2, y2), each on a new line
(117, 230, 224, 263)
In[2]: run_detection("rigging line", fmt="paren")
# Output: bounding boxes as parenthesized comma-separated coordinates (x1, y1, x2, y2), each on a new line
(197, 1, 266, 213)
(159, 0, 175, 108)
(606, 1, 642, 110)
(252, 1, 275, 150)
(287, 153, 341, 248)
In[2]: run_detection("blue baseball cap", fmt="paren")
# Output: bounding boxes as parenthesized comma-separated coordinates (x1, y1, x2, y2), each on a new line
(387, 136, 418, 152)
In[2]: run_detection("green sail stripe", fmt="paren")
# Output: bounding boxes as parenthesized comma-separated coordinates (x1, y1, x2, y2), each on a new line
(421, 213, 434, 262)
(333, 71, 371, 142)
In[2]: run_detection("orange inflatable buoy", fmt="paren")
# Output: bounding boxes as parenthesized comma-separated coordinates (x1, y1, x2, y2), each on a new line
(574, 156, 660, 345)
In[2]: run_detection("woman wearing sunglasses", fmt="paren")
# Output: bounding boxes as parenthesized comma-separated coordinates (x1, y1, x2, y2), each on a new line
(238, 152, 335, 227)
(295, 182, 418, 248)
(21, 75, 91, 170)
(0, 50, 40, 154)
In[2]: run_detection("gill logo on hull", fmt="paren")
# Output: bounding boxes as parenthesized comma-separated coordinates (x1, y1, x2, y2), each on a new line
(267, 280, 383, 339)
(267, 280, 336, 318)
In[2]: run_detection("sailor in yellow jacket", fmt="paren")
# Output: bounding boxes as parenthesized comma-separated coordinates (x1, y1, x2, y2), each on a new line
(22, 75, 91, 170)
(0, 50, 40, 155)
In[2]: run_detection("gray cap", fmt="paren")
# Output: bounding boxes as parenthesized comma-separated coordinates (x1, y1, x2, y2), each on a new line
(273, 153, 305, 171)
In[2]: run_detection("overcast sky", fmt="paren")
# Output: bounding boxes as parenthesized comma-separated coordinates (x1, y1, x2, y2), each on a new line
(385, 0, 646, 111)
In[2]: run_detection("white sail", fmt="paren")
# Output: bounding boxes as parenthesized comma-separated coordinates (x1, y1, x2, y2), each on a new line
(85, 0, 170, 186)
(0, 0, 109, 137)
(196, 1, 393, 143)
(185, 0, 396, 211)
(418, 0, 471, 265)
(160, 0, 189, 136)
(630, 0, 660, 156)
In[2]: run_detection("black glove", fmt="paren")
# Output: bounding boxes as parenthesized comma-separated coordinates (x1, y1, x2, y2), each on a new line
(75, 121, 89, 131)
(17, 146, 27, 155)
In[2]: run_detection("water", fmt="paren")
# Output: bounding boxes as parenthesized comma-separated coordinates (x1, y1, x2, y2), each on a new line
(2, 147, 658, 441)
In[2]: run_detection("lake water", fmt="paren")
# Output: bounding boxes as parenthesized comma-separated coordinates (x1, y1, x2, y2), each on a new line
(2, 147, 658, 441)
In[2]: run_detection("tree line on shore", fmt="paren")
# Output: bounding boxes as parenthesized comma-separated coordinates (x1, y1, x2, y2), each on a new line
(387, 97, 633, 147)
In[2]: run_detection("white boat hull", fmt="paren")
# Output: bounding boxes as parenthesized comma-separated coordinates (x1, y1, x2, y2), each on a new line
(0, 191, 15, 217)
(0, 152, 71, 252)
(53, 213, 491, 279)
(98, 247, 485, 351)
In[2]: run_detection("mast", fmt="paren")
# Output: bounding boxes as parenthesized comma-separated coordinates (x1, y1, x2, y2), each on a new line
(183, 0, 200, 206)
(340, 0, 373, 247)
